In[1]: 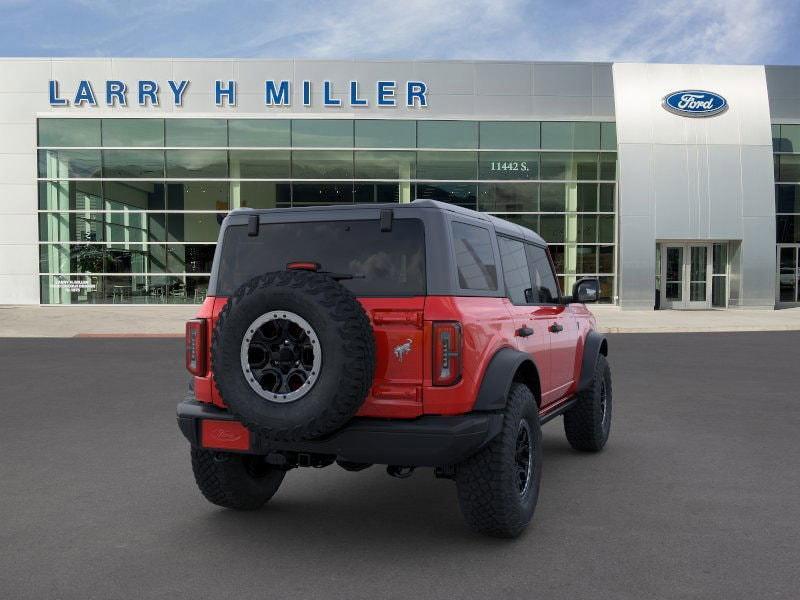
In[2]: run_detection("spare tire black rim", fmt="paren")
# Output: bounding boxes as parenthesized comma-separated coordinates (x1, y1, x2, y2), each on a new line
(240, 310, 322, 403)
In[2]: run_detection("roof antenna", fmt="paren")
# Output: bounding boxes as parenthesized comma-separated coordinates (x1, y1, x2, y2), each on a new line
(379, 208, 393, 232)
(247, 214, 259, 236)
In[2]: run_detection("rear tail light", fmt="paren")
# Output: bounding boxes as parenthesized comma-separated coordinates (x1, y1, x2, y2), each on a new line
(432, 321, 462, 386)
(185, 319, 207, 376)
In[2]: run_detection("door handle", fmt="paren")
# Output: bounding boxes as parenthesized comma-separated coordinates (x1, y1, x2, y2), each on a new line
(548, 323, 563, 333)
(516, 326, 534, 338)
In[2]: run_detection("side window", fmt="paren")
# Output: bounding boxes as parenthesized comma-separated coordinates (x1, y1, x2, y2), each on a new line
(525, 244, 561, 304)
(498, 236, 533, 304)
(451, 221, 498, 291)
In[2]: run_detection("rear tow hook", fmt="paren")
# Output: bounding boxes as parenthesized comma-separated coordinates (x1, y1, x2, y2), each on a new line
(386, 465, 415, 479)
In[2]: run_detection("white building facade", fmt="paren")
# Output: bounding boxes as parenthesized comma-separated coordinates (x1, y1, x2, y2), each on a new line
(0, 58, 797, 309)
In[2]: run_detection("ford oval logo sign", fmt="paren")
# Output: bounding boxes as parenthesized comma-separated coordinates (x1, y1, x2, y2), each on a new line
(662, 90, 728, 117)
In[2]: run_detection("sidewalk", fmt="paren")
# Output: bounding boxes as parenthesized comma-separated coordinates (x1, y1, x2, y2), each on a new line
(1, 304, 800, 337)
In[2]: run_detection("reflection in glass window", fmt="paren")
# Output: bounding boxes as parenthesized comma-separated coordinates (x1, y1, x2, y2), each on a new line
(479, 122, 540, 149)
(501, 214, 540, 237)
(354, 151, 415, 179)
(165, 119, 227, 147)
(353, 183, 406, 203)
(600, 153, 617, 180)
(778, 154, 800, 182)
(102, 119, 164, 147)
(416, 183, 477, 209)
(540, 122, 573, 150)
(539, 184, 566, 212)
(525, 244, 560, 303)
(167, 213, 222, 243)
(229, 150, 290, 179)
(418, 121, 478, 148)
(577, 183, 598, 211)
(38, 119, 101, 147)
(416, 151, 477, 180)
(575, 153, 599, 180)
(39, 181, 102, 211)
(598, 215, 614, 243)
(104, 182, 165, 211)
(578, 215, 598, 243)
(38, 149, 102, 178)
(479, 152, 539, 179)
(599, 183, 615, 212)
(292, 183, 354, 206)
(451, 222, 497, 291)
(167, 182, 229, 211)
(103, 150, 164, 178)
(235, 181, 291, 209)
(165, 150, 228, 178)
(540, 153, 570, 180)
(600, 123, 617, 150)
(538, 215, 565, 243)
(498, 236, 533, 304)
(229, 120, 290, 147)
(292, 151, 353, 179)
(573, 122, 601, 149)
(778, 124, 800, 153)
(599, 245, 614, 273)
(292, 120, 353, 147)
(355, 120, 415, 148)
(478, 183, 538, 212)
(577, 245, 598, 272)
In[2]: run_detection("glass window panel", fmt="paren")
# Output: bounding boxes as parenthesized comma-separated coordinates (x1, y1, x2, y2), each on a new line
(599, 183, 615, 212)
(599, 245, 614, 273)
(291, 120, 353, 147)
(235, 181, 291, 209)
(479, 122, 540, 149)
(540, 122, 572, 150)
(780, 124, 800, 153)
(539, 183, 566, 212)
(292, 150, 353, 179)
(228, 119, 290, 147)
(499, 214, 540, 236)
(416, 151, 477, 180)
(102, 119, 164, 147)
(525, 244, 560, 303)
(105, 243, 152, 273)
(776, 184, 800, 213)
(574, 122, 601, 149)
(103, 149, 164, 178)
(575, 153, 599, 180)
(165, 119, 227, 147)
(578, 215, 597, 243)
(354, 151, 415, 179)
(538, 214, 565, 243)
(577, 183, 598, 212)
(229, 150, 290, 179)
(167, 182, 229, 211)
(598, 276, 613, 303)
(713, 243, 727, 275)
(352, 183, 405, 204)
(39, 212, 109, 242)
(104, 182, 165, 211)
(577, 245, 598, 273)
(38, 181, 102, 211)
(598, 215, 614, 243)
(415, 183, 477, 209)
(776, 215, 799, 243)
(498, 236, 533, 304)
(38, 149, 101, 178)
(712, 275, 727, 307)
(167, 244, 216, 272)
(479, 152, 539, 179)
(451, 222, 497, 290)
(354, 120, 415, 148)
(600, 152, 616, 180)
(600, 122, 617, 150)
(165, 150, 228, 178)
(772, 124, 781, 151)
(549, 245, 565, 273)
(778, 154, 800, 182)
(38, 119, 100, 147)
(167, 213, 223, 243)
(292, 182, 354, 206)
(417, 121, 478, 149)
(540, 152, 570, 180)
(105, 212, 160, 243)
(478, 183, 538, 212)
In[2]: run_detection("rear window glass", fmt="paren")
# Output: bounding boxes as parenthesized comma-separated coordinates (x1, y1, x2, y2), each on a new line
(216, 218, 426, 296)
(451, 221, 498, 291)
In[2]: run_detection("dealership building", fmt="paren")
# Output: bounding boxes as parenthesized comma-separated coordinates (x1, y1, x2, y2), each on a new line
(0, 58, 798, 309)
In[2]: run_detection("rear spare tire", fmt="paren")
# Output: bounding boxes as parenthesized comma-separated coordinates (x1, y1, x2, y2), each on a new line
(211, 270, 375, 441)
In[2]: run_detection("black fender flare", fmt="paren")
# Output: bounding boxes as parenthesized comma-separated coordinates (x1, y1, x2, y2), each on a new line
(473, 347, 542, 411)
(576, 330, 608, 393)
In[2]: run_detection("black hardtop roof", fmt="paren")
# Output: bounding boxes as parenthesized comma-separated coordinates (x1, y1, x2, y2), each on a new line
(228, 199, 546, 246)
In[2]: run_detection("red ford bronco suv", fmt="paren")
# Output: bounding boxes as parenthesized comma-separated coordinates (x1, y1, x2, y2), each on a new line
(178, 200, 611, 537)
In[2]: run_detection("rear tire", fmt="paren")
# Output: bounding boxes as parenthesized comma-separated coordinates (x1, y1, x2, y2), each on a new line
(191, 448, 285, 510)
(564, 354, 612, 452)
(455, 383, 542, 538)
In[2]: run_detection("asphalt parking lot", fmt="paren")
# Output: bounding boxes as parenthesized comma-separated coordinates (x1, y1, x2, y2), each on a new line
(1, 332, 798, 600)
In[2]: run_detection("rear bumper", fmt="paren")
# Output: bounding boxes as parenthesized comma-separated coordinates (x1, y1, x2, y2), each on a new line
(177, 400, 503, 467)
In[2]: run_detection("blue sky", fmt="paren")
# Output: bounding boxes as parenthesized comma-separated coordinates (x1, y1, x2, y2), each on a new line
(1, 0, 798, 64)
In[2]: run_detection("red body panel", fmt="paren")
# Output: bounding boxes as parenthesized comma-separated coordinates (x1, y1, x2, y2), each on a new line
(190, 294, 597, 418)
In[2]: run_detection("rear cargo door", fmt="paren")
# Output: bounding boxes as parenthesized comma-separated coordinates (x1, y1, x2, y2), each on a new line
(357, 297, 426, 418)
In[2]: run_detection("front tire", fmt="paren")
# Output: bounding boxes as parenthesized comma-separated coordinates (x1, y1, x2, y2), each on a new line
(191, 448, 285, 510)
(563, 354, 612, 452)
(455, 383, 542, 538)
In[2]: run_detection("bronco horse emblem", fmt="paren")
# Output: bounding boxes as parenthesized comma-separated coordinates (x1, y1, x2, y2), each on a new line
(393, 339, 413, 363)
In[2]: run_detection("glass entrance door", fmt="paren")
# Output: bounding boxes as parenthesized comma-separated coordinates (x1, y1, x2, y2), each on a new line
(659, 243, 713, 309)
(778, 245, 799, 304)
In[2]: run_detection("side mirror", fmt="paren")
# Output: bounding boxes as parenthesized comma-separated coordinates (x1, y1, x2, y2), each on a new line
(572, 278, 599, 303)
